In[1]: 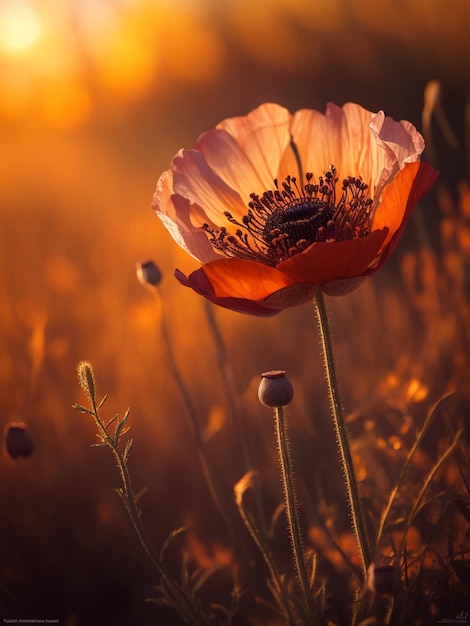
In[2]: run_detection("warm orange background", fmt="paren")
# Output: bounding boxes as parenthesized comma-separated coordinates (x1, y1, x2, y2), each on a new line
(0, 1, 469, 624)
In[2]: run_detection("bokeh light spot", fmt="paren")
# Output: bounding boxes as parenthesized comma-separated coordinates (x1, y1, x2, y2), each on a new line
(0, 0, 42, 56)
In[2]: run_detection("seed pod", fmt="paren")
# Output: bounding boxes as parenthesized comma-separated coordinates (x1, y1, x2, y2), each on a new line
(136, 260, 162, 289)
(5, 422, 34, 459)
(258, 370, 294, 408)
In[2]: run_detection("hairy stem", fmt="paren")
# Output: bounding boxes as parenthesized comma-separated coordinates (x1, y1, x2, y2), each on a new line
(77, 373, 207, 626)
(274, 405, 317, 624)
(314, 291, 371, 577)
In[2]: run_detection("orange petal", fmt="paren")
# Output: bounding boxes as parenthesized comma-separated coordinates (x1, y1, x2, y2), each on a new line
(201, 257, 299, 300)
(279, 228, 389, 285)
(175, 268, 282, 316)
(373, 161, 439, 251)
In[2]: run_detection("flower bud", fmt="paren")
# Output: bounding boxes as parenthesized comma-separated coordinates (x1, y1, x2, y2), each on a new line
(136, 259, 162, 290)
(5, 422, 33, 458)
(77, 360, 96, 401)
(258, 370, 294, 408)
(367, 563, 401, 595)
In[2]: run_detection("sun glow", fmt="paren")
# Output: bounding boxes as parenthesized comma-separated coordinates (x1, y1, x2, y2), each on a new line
(0, 0, 43, 55)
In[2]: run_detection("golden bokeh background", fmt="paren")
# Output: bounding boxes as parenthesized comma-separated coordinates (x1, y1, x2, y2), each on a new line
(0, 0, 469, 624)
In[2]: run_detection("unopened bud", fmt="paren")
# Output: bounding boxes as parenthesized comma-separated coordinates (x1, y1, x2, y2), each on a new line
(5, 422, 34, 459)
(258, 370, 294, 408)
(136, 260, 162, 290)
(77, 360, 96, 402)
(367, 563, 401, 595)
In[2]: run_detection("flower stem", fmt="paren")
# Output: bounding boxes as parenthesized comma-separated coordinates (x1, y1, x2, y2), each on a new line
(273, 405, 317, 624)
(314, 291, 371, 578)
(153, 289, 233, 534)
(93, 412, 203, 624)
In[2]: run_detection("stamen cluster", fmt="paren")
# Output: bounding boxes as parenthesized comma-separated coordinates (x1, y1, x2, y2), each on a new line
(203, 165, 373, 266)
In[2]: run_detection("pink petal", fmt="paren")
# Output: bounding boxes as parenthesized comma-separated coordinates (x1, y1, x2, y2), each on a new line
(371, 114, 425, 166)
(216, 103, 294, 187)
(291, 103, 385, 188)
(152, 169, 220, 264)
(290, 104, 344, 180)
(368, 111, 426, 198)
(194, 128, 274, 208)
(291, 103, 427, 202)
(171, 148, 247, 225)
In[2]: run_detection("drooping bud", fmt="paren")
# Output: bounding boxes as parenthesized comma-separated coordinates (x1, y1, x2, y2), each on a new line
(258, 370, 294, 408)
(5, 422, 34, 458)
(367, 563, 401, 595)
(136, 259, 162, 290)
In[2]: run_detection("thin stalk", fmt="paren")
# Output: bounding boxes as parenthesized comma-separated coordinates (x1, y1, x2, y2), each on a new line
(375, 393, 454, 549)
(204, 300, 252, 473)
(204, 301, 267, 534)
(95, 416, 201, 622)
(234, 472, 297, 626)
(76, 368, 207, 626)
(314, 291, 371, 577)
(274, 405, 318, 624)
(153, 289, 232, 533)
(398, 428, 462, 559)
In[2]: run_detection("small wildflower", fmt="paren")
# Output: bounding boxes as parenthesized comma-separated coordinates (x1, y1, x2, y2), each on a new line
(258, 370, 294, 408)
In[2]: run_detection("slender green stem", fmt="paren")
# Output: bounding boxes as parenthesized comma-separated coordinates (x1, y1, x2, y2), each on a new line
(106, 438, 208, 625)
(314, 291, 371, 577)
(77, 368, 208, 626)
(153, 289, 233, 533)
(274, 405, 317, 624)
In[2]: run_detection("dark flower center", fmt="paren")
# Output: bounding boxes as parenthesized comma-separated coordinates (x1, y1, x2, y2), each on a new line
(203, 165, 373, 266)
(263, 199, 334, 244)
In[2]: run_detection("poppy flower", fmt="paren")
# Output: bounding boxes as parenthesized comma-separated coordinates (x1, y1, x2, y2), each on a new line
(152, 103, 438, 316)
